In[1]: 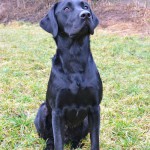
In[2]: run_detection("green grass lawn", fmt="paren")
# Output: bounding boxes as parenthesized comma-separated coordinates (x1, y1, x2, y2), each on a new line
(0, 22, 149, 150)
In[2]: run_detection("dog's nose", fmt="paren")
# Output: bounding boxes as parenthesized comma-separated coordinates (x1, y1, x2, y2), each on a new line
(79, 10, 91, 19)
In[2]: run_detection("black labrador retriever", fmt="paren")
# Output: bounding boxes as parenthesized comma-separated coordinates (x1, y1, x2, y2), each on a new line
(34, 0, 103, 149)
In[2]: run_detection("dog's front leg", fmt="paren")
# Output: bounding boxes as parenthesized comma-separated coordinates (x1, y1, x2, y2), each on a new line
(52, 109, 64, 150)
(88, 106, 100, 150)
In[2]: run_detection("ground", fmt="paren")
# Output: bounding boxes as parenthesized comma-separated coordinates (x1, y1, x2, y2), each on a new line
(0, 0, 150, 149)
(0, 22, 149, 149)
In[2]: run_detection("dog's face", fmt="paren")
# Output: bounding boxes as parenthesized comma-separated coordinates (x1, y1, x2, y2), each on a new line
(40, 0, 99, 38)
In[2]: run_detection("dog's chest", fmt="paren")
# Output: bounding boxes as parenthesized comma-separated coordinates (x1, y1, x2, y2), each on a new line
(52, 64, 99, 108)
(49, 57, 101, 126)
(55, 80, 95, 126)
(63, 105, 88, 127)
(56, 75, 98, 108)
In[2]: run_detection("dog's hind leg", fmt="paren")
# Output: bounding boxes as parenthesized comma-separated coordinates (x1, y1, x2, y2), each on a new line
(34, 102, 54, 150)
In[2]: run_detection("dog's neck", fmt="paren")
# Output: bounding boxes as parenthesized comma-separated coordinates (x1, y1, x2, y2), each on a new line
(54, 34, 93, 73)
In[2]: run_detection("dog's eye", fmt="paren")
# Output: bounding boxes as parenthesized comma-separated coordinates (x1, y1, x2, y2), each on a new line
(64, 7, 70, 12)
(84, 6, 88, 9)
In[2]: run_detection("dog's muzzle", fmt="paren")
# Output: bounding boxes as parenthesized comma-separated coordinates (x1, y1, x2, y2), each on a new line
(79, 10, 91, 20)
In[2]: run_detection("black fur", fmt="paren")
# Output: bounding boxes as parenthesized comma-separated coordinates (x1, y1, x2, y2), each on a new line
(34, 0, 103, 149)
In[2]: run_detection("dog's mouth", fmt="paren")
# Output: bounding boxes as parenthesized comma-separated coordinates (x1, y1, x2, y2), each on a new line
(69, 20, 94, 38)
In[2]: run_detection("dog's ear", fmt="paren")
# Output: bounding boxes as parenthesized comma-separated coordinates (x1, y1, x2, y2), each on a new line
(40, 3, 58, 38)
(92, 12, 99, 29)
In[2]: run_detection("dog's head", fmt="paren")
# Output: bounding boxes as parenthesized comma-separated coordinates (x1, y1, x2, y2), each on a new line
(40, 0, 99, 38)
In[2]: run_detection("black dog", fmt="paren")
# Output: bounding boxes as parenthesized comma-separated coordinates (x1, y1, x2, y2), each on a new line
(34, 0, 103, 149)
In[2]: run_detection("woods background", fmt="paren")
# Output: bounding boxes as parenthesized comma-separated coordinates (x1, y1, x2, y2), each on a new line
(0, 0, 150, 34)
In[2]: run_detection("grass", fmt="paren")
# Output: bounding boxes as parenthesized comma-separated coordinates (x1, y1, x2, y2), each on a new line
(0, 22, 150, 150)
